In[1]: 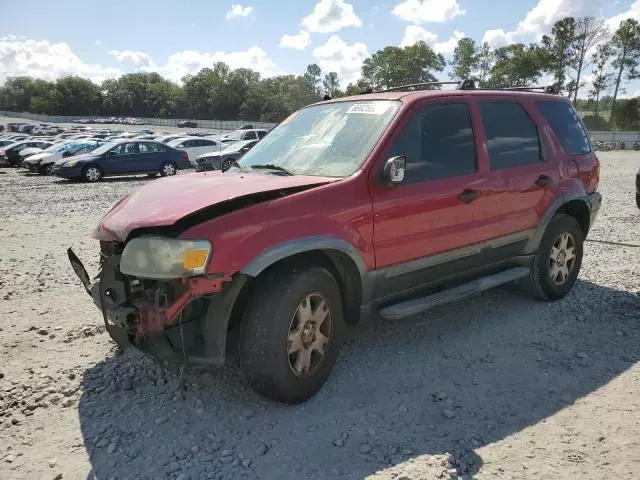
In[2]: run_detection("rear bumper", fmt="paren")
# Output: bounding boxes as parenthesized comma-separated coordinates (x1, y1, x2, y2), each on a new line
(587, 191, 602, 229)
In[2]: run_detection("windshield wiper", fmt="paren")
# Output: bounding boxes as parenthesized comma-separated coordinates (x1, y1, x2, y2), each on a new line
(223, 159, 248, 173)
(250, 164, 294, 176)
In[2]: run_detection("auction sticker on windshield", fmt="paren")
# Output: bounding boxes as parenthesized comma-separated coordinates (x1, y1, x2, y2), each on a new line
(346, 103, 391, 115)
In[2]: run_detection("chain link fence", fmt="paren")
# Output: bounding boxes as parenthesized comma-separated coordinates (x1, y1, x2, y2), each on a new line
(0, 111, 277, 134)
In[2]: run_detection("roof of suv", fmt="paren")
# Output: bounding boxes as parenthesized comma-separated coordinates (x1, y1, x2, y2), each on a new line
(324, 88, 565, 104)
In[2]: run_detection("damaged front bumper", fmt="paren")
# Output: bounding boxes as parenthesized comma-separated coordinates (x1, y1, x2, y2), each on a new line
(67, 246, 246, 368)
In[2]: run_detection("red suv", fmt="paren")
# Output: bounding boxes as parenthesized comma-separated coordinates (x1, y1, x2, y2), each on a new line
(68, 83, 601, 403)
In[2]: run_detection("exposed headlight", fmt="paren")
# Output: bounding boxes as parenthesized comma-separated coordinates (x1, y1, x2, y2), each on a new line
(64, 159, 79, 167)
(120, 237, 212, 279)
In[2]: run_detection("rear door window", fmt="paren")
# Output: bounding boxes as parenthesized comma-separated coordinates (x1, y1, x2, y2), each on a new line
(536, 101, 591, 155)
(479, 101, 542, 169)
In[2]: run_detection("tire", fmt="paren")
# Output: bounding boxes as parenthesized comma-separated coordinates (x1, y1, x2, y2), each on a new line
(239, 266, 345, 403)
(222, 158, 235, 171)
(38, 164, 53, 175)
(523, 213, 584, 301)
(160, 162, 177, 176)
(146, 173, 158, 178)
(83, 165, 102, 182)
(636, 193, 640, 210)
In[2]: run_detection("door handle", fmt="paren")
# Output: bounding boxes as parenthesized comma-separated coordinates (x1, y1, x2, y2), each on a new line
(458, 189, 480, 203)
(535, 174, 553, 187)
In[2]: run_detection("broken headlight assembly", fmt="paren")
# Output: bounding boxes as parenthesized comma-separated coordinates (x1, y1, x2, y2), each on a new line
(119, 237, 212, 279)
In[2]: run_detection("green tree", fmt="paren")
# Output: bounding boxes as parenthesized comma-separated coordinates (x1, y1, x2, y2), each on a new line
(322, 72, 340, 97)
(570, 17, 609, 102)
(488, 43, 550, 88)
(611, 18, 640, 113)
(304, 64, 322, 97)
(589, 44, 614, 117)
(611, 97, 640, 130)
(361, 41, 445, 90)
(542, 17, 579, 95)
(475, 42, 493, 86)
(449, 38, 478, 81)
(53, 76, 103, 115)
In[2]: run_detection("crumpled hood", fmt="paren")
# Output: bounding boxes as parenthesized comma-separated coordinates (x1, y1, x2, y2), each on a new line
(23, 151, 55, 164)
(93, 171, 339, 242)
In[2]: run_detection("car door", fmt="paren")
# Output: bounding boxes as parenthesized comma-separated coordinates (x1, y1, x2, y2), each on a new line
(369, 98, 504, 299)
(137, 142, 162, 171)
(474, 98, 561, 239)
(103, 142, 139, 174)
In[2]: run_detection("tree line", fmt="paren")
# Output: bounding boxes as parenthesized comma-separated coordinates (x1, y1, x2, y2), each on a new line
(1, 16, 640, 128)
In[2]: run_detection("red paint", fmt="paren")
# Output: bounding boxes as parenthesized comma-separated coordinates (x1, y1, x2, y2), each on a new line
(94, 89, 600, 283)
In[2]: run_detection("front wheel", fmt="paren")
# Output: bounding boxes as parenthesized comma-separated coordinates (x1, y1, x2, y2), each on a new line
(523, 214, 584, 301)
(83, 165, 102, 182)
(160, 162, 177, 176)
(38, 164, 53, 175)
(239, 266, 345, 403)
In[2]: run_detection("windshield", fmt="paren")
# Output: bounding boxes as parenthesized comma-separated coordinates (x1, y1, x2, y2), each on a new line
(236, 100, 400, 177)
(91, 142, 117, 155)
(226, 130, 246, 141)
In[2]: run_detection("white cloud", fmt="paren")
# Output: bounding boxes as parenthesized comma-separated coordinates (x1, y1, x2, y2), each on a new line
(392, 0, 465, 24)
(479, 0, 608, 51)
(482, 29, 514, 48)
(301, 0, 362, 33)
(0, 36, 121, 84)
(0, 36, 276, 85)
(94, 40, 102, 46)
(313, 35, 368, 84)
(225, 4, 254, 20)
(108, 50, 156, 68)
(607, 0, 640, 30)
(280, 31, 311, 50)
(160, 46, 276, 82)
(400, 25, 438, 47)
(434, 30, 466, 55)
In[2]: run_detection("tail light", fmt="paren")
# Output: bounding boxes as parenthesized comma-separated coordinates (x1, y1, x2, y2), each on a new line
(181, 151, 188, 162)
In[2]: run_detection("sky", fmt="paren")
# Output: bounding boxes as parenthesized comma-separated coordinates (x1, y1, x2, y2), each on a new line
(2, 0, 640, 96)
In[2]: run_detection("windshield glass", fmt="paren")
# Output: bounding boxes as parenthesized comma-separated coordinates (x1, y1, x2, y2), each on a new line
(226, 131, 246, 141)
(91, 142, 117, 155)
(236, 100, 400, 177)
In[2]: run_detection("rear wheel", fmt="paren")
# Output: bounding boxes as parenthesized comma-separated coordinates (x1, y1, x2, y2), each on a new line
(160, 162, 177, 176)
(83, 165, 102, 182)
(222, 158, 235, 171)
(239, 266, 345, 403)
(523, 214, 583, 300)
(636, 193, 640, 209)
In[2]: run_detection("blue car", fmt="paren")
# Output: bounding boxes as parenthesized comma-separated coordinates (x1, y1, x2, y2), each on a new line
(52, 140, 191, 181)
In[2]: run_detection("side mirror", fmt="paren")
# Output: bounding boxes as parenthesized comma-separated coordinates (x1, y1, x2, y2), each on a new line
(382, 156, 406, 185)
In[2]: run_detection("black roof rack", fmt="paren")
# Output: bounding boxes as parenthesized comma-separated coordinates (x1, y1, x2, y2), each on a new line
(377, 81, 460, 93)
(367, 79, 558, 95)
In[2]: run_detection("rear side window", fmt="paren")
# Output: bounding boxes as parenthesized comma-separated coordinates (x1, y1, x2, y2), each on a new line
(480, 101, 541, 169)
(389, 102, 477, 183)
(536, 101, 591, 155)
(257, 130, 267, 139)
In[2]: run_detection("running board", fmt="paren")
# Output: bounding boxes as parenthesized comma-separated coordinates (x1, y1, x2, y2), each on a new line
(379, 267, 530, 321)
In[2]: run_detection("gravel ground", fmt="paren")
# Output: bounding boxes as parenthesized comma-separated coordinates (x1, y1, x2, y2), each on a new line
(0, 152, 639, 480)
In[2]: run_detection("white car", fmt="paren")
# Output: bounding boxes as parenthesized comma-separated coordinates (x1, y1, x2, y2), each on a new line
(18, 141, 56, 160)
(167, 137, 224, 161)
(23, 141, 102, 174)
(220, 128, 268, 144)
(157, 134, 191, 144)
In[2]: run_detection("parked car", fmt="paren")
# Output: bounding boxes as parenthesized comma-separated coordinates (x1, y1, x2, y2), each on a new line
(177, 120, 198, 128)
(219, 128, 268, 144)
(167, 137, 224, 161)
(25, 141, 104, 174)
(67, 84, 601, 404)
(18, 141, 57, 160)
(157, 134, 191, 144)
(52, 140, 190, 181)
(194, 139, 258, 171)
(0, 140, 57, 166)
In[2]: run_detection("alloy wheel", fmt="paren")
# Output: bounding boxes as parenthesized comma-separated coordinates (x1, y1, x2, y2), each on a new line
(549, 232, 577, 285)
(287, 293, 332, 378)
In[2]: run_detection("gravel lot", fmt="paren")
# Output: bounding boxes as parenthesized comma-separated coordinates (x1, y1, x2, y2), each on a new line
(0, 151, 639, 480)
